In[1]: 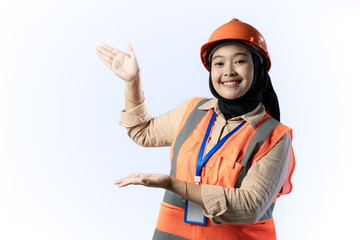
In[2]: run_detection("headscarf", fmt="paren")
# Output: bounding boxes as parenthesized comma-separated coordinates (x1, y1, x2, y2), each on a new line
(208, 41, 280, 121)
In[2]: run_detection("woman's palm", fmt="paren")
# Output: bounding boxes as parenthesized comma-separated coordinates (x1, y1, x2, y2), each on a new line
(96, 43, 139, 82)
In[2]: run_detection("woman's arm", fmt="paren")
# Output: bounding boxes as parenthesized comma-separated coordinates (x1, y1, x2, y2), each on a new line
(114, 174, 204, 207)
(120, 98, 190, 147)
(97, 43, 190, 147)
(96, 43, 143, 111)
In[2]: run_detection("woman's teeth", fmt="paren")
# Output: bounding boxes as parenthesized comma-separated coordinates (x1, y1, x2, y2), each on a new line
(223, 81, 239, 86)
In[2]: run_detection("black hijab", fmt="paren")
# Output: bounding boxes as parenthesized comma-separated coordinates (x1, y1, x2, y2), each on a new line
(208, 42, 280, 121)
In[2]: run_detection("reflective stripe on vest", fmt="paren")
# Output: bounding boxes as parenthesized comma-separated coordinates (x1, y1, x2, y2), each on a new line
(169, 98, 210, 178)
(163, 98, 279, 221)
(153, 229, 190, 240)
(234, 116, 280, 188)
(164, 98, 210, 210)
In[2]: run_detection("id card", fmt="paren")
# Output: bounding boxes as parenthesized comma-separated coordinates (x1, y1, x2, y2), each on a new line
(184, 199, 206, 225)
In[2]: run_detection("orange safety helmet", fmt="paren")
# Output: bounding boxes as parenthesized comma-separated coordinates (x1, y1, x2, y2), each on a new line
(200, 18, 271, 71)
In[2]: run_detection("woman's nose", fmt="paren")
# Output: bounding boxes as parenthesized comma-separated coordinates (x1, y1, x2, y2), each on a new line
(224, 64, 237, 77)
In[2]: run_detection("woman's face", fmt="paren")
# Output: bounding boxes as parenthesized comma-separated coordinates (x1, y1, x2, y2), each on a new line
(210, 44, 254, 100)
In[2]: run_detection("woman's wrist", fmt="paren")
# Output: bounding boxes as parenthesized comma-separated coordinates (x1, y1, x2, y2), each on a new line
(166, 177, 188, 202)
(125, 74, 140, 86)
(166, 177, 182, 193)
(125, 73, 143, 110)
(167, 177, 204, 208)
(125, 75, 141, 95)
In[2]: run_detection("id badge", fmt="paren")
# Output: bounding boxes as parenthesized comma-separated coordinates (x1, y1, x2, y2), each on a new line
(184, 199, 206, 225)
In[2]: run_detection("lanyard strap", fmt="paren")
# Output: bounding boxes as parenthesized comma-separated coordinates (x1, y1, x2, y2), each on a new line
(195, 111, 247, 183)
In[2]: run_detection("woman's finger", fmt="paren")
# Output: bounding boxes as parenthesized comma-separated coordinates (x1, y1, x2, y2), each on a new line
(102, 44, 121, 55)
(96, 46, 116, 59)
(100, 57, 112, 68)
(114, 174, 142, 188)
(96, 51, 112, 68)
(114, 178, 132, 188)
(96, 50, 112, 63)
(116, 180, 132, 188)
(96, 50, 113, 63)
(97, 53, 113, 68)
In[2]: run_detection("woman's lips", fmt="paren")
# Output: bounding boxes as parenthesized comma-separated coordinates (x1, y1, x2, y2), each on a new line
(221, 80, 241, 88)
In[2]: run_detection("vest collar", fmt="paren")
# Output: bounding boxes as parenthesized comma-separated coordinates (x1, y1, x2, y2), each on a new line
(198, 98, 266, 129)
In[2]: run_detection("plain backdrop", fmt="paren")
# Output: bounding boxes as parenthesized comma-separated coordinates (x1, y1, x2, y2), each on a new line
(1, 0, 359, 239)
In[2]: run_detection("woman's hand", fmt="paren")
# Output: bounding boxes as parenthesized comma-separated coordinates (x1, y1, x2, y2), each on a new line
(114, 174, 204, 207)
(114, 173, 172, 189)
(96, 43, 139, 82)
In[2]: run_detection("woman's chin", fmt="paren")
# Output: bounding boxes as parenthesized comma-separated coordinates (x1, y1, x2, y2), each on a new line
(218, 92, 244, 100)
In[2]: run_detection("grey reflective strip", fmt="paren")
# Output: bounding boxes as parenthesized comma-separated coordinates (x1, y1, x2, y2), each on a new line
(259, 203, 275, 221)
(234, 117, 280, 188)
(163, 189, 185, 209)
(169, 98, 210, 177)
(153, 229, 189, 240)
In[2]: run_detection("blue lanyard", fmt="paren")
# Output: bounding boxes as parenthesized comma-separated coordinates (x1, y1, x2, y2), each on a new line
(195, 111, 247, 183)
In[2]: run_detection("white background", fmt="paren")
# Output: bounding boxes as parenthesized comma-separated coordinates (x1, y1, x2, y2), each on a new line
(1, 0, 359, 239)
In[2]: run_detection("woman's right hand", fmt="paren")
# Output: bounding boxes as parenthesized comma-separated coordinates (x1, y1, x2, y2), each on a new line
(96, 43, 139, 82)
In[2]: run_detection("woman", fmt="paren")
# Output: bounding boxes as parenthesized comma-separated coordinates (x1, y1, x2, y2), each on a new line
(96, 18, 295, 240)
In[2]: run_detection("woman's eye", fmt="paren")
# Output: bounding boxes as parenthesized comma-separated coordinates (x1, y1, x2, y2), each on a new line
(235, 60, 245, 64)
(214, 62, 223, 66)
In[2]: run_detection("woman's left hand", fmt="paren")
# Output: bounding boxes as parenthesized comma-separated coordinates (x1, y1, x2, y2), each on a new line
(114, 173, 171, 189)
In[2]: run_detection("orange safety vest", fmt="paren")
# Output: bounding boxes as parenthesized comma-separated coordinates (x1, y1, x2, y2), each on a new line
(153, 97, 295, 240)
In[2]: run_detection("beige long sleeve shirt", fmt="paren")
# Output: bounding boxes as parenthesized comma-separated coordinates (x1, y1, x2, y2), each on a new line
(119, 98, 291, 225)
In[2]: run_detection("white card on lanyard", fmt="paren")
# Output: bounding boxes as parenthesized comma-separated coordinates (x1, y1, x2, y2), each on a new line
(184, 199, 206, 225)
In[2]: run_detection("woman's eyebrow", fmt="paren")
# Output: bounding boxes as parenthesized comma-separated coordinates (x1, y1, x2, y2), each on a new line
(212, 55, 224, 61)
(212, 52, 248, 61)
(234, 52, 249, 57)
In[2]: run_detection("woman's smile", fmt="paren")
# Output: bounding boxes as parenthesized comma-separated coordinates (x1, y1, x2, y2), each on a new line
(221, 79, 242, 87)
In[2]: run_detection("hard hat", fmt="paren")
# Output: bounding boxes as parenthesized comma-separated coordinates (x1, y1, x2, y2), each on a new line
(200, 18, 271, 71)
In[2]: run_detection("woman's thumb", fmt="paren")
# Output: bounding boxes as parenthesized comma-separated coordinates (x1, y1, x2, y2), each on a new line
(128, 43, 136, 58)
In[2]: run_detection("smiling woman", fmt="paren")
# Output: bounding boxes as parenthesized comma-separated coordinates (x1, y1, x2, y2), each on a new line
(97, 18, 295, 240)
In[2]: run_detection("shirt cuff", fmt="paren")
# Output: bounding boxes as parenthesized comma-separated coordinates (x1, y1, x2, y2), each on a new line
(201, 184, 227, 225)
(118, 100, 151, 128)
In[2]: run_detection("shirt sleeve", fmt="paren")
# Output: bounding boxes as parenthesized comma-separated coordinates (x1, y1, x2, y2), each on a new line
(201, 132, 292, 224)
(119, 98, 191, 147)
